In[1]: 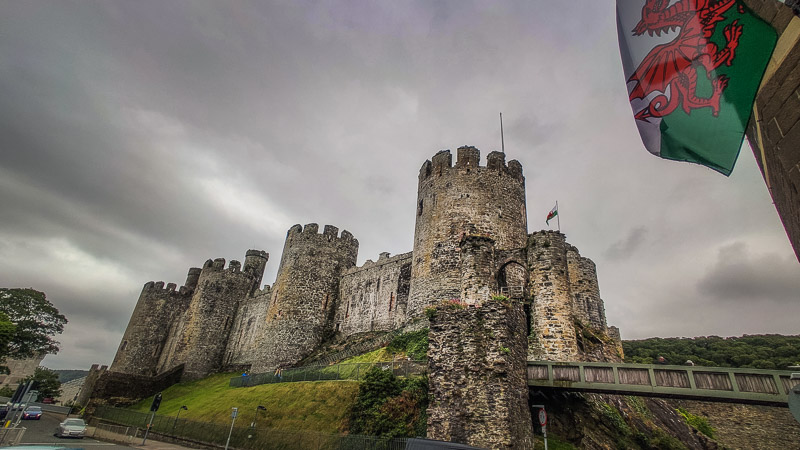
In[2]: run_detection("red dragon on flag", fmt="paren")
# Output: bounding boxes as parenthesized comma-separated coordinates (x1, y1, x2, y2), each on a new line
(627, 0, 744, 121)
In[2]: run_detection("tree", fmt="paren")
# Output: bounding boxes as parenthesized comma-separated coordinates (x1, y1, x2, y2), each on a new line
(0, 288, 67, 359)
(21, 367, 62, 401)
(0, 311, 16, 371)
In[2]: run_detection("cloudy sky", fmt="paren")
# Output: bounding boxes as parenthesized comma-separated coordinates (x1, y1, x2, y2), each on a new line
(1, 1, 798, 370)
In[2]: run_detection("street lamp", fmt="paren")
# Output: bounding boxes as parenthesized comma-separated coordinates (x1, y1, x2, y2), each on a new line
(172, 405, 188, 434)
(250, 405, 266, 428)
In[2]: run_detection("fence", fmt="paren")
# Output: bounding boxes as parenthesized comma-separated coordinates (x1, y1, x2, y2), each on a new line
(0, 426, 26, 446)
(93, 406, 408, 450)
(230, 360, 426, 388)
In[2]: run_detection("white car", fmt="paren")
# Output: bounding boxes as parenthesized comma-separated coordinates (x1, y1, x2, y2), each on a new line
(54, 418, 86, 438)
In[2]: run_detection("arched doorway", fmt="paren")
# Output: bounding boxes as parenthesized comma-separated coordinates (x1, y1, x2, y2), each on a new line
(497, 261, 527, 299)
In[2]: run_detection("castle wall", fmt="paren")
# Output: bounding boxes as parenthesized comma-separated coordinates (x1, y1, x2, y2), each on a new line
(166, 253, 266, 380)
(743, 0, 800, 263)
(336, 251, 412, 337)
(109, 271, 196, 376)
(249, 224, 358, 373)
(223, 286, 271, 370)
(427, 299, 533, 449)
(458, 235, 497, 305)
(527, 231, 579, 361)
(566, 246, 606, 330)
(408, 147, 527, 314)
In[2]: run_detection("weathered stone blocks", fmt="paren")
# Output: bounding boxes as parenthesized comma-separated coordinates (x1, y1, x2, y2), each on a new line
(427, 299, 534, 449)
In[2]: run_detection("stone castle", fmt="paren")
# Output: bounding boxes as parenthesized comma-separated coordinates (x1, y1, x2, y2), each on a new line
(109, 147, 620, 382)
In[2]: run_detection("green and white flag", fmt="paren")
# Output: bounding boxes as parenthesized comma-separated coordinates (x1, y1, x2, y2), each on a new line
(617, 0, 777, 176)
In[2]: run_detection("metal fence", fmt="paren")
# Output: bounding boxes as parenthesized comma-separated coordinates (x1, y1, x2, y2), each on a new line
(93, 406, 408, 450)
(0, 426, 26, 446)
(230, 361, 426, 388)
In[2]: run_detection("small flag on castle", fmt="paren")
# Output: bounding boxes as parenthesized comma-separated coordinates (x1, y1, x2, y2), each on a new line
(546, 203, 559, 229)
(616, 0, 776, 176)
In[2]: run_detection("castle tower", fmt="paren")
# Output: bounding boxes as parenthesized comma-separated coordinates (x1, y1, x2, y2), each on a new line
(109, 268, 197, 376)
(408, 147, 527, 314)
(567, 246, 607, 330)
(243, 249, 269, 294)
(167, 250, 268, 380)
(249, 224, 358, 372)
(458, 235, 497, 305)
(527, 231, 578, 361)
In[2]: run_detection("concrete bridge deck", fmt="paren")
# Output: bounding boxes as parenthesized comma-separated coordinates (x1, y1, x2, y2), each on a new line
(528, 361, 799, 406)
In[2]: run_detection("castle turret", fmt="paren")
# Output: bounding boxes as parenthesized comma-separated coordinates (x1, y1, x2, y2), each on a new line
(408, 147, 527, 314)
(567, 246, 607, 330)
(165, 251, 268, 380)
(527, 231, 578, 361)
(109, 270, 196, 376)
(249, 224, 358, 372)
(243, 249, 269, 294)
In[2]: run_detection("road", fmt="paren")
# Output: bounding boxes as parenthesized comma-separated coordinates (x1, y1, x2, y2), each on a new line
(14, 412, 134, 449)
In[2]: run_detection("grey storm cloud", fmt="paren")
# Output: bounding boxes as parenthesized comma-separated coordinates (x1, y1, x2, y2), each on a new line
(697, 242, 800, 304)
(604, 226, 648, 261)
(0, 0, 798, 369)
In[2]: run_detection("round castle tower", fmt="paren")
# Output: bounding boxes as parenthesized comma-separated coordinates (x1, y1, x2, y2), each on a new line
(407, 147, 527, 314)
(250, 223, 358, 373)
(527, 231, 578, 361)
(110, 268, 199, 376)
(169, 250, 268, 380)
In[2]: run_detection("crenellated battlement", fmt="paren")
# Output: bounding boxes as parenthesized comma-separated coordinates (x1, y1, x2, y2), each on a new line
(141, 280, 194, 298)
(199, 257, 258, 276)
(343, 251, 413, 276)
(285, 223, 358, 246)
(418, 147, 525, 183)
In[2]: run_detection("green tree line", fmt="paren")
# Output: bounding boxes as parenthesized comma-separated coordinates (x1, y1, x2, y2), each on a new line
(623, 335, 800, 369)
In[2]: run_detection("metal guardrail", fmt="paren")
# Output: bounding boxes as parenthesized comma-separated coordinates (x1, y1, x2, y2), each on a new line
(93, 406, 409, 450)
(528, 361, 800, 405)
(231, 361, 426, 388)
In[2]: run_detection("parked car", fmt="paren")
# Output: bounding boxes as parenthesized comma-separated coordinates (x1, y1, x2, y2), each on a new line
(54, 418, 86, 438)
(22, 405, 43, 420)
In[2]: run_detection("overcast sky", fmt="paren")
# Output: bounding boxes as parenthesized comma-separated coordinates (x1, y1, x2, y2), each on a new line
(1, 1, 798, 370)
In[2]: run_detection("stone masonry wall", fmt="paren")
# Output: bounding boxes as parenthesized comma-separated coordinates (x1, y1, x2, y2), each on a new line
(566, 246, 606, 330)
(249, 224, 358, 373)
(336, 252, 412, 337)
(166, 255, 264, 380)
(527, 231, 578, 361)
(109, 270, 196, 376)
(459, 235, 497, 305)
(427, 299, 533, 449)
(743, 0, 800, 262)
(408, 147, 528, 316)
(223, 285, 271, 370)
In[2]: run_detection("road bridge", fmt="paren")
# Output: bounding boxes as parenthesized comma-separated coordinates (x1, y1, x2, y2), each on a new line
(528, 361, 799, 406)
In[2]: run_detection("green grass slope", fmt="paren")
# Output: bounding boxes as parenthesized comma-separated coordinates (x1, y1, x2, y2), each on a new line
(130, 373, 359, 433)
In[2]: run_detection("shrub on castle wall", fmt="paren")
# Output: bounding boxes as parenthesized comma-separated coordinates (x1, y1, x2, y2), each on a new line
(347, 366, 428, 438)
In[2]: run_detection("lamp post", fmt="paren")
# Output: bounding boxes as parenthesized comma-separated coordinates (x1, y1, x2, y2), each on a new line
(251, 405, 266, 428)
(172, 405, 188, 434)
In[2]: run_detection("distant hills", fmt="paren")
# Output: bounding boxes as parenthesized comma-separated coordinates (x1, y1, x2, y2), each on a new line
(52, 369, 89, 383)
(623, 334, 800, 369)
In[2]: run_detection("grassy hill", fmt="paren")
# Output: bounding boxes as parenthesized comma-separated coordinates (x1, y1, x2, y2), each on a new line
(130, 373, 360, 433)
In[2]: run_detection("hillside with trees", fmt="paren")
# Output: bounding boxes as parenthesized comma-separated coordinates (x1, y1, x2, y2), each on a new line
(623, 335, 800, 369)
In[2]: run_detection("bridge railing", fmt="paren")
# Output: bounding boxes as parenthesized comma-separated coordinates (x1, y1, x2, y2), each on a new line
(527, 361, 800, 405)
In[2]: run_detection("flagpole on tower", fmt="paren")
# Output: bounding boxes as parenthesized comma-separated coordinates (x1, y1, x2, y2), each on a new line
(556, 200, 560, 232)
(500, 112, 505, 154)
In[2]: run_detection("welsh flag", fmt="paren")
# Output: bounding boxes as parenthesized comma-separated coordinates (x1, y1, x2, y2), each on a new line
(546, 204, 558, 225)
(617, 0, 777, 176)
